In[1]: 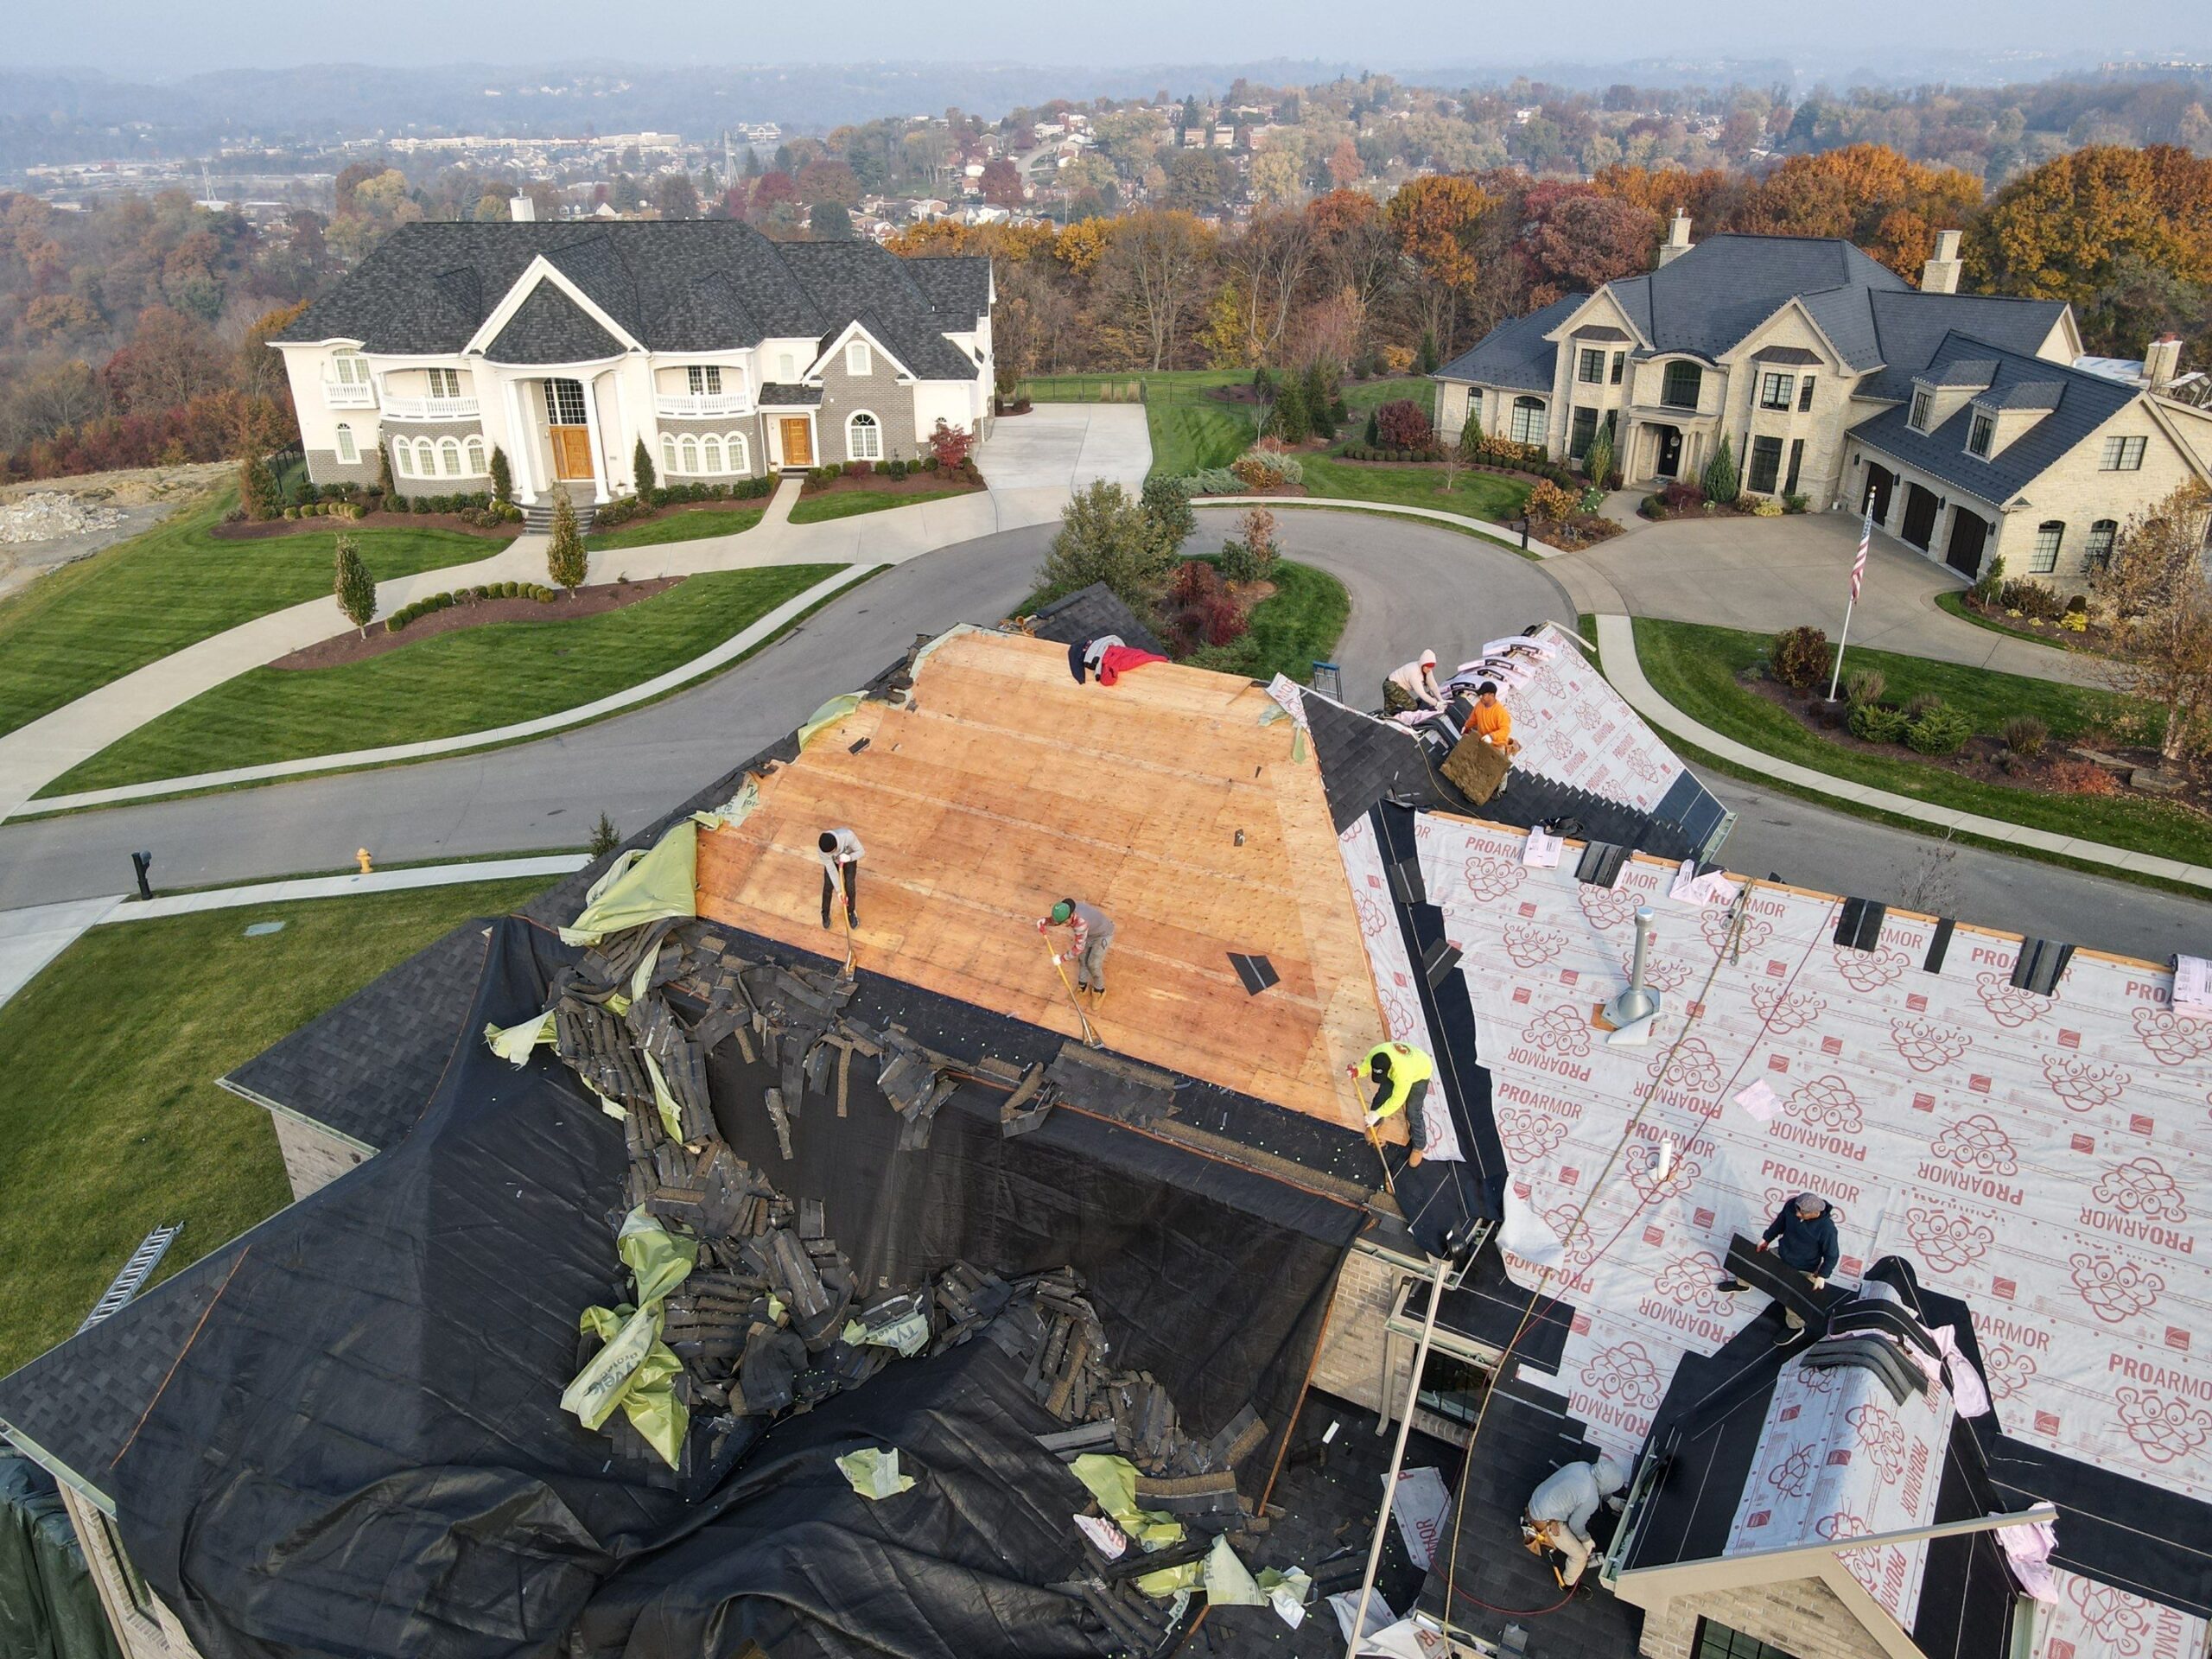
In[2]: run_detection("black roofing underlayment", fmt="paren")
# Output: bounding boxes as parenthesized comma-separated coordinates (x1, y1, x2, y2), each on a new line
(69, 918, 1364, 1659)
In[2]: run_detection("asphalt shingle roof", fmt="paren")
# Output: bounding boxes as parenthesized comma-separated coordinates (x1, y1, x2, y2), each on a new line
(1860, 290, 2069, 401)
(1849, 331, 2139, 505)
(486, 283, 626, 364)
(1434, 293, 1582, 391)
(276, 222, 985, 381)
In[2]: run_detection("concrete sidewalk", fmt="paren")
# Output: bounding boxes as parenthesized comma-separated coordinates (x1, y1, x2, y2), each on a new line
(1201, 493, 1541, 553)
(1594, 613, 2211, 893)
(0, 854, 588, 1012)
(0, 405, 1151, 824)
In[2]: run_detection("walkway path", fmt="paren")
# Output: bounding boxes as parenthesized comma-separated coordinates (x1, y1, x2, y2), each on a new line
(0, 854, 588, 1013)
(1593, 613, 2210, 893)
(0, 405, 1149, 823)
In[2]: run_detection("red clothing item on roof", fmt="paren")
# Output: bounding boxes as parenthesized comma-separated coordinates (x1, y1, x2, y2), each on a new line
(1095, 645, 1168, 686)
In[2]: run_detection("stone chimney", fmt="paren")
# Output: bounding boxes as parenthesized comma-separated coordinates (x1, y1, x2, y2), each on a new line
(509, 194, 537, 223)
(1656, 209, 1694, 269)
(2145, 333, 2183, 395)
(1920, 229, 1962, 295)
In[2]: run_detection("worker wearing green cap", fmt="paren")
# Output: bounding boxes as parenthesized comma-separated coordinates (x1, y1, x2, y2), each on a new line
(1038, 899, 1115, 996)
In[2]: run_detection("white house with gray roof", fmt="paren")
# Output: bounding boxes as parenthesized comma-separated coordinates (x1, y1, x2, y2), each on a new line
(1435, 217, 2212, 586)
(272, 220, 993, 520)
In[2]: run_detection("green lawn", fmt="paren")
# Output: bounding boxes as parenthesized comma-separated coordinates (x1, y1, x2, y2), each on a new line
(787, 487, 969, 525)
(0, 490, 508, 741)
(1296, 456, 1531, 523)
(1339, 375, 1436, 419)
(0, 876, 552, 1377)
(586, 506, 763, 552)
(1632, 617, 2210, 868)
(1186, 558, 1351, 684)
(43, 563, 840, 794)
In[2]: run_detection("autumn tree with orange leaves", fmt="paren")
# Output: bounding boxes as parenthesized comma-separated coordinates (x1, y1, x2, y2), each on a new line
(1385, 174, 1494, 354)
(1734, 144, 1984, 276)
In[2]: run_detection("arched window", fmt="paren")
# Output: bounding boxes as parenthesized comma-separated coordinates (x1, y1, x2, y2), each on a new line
(2031, 520, 2065, 575)
(726, 431, 749, 474)
(679, 435, 700, 474)
(1509, 396, 1545, 446)
(464, 436, 486, 474)
(661, 434, 679, 476)
(391, 438, 414, 477)
(334, 423, 358, 465)
(1661, 360, 1702, 410)
(2086, 519, 2119, 570)
(702, 435, 724, 474)
(846, 410, 882, 462)
(439, 438, 463, 477)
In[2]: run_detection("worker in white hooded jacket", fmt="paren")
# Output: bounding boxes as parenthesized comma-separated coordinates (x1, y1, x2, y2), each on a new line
(1523, 1454, 1627, 1586)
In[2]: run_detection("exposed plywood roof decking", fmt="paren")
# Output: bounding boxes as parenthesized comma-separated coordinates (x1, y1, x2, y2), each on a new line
(695, 631, 1386, 1131)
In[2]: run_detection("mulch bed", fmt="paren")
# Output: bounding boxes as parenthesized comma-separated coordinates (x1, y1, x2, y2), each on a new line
(213, 512, 520, 543)
(1952, 593, 2120, 655)
(798, 471, 986, 500)
(1747, 674, 2210, 814)
(272, 576, 683, 670)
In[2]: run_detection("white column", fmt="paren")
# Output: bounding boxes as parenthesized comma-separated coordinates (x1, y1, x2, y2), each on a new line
(581, 371, 611, 504)
(505, 375, 541, 501)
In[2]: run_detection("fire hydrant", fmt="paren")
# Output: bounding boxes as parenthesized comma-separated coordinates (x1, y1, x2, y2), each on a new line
(356, 848, 374, 874)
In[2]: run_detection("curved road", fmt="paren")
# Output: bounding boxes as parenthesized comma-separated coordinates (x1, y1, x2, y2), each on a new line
(1, 507, 2205, 962)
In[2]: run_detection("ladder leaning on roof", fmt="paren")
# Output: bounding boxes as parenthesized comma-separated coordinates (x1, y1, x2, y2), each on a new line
(75, 1224, 183, 1336)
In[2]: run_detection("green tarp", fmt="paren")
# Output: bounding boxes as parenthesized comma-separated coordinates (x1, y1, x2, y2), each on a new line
(558, 1211, 698, 1468)
(558, 821, 698, 947)
(0, 1452, 124, 1659)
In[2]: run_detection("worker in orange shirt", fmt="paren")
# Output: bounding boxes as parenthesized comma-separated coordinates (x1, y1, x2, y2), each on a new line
(1469, 682, 1519, 754)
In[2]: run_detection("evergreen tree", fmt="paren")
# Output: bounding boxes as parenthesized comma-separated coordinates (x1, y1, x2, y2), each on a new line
(1701, 434, 1740, 505)
(1416, 331, 1440, 374)
(1270, 376, 1311, 443)
(632, 436, 655, 497)
(376, 442, 395, 499)
(1302, 362, 1336, 440)
(1141, 474, 1196, 553)
(238, 454, 281, 520)
(1458, 404, 1484, 461)
(547, 492, 589, 593)
(334, 536, 376, 637)
(1363, 410, 1380, 447)
(489, 445, 513, 505)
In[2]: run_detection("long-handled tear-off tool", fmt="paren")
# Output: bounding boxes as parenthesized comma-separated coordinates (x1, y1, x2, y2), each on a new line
(1040, 931, 1105, 1048)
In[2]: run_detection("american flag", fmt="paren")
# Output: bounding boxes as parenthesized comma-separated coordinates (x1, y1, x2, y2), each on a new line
(1851, 507, 1872, 603)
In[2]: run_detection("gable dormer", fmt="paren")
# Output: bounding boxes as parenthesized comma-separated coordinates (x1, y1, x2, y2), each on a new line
(1965, 382, 2063, 461)
(1909, 358, 1995, 435)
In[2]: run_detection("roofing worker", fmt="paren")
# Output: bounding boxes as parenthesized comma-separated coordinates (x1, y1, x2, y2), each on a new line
(817, 828, 863, 930)
(1469, 682, 1516, 753)
(1039, 899, 1115, 997)
(1349, 1039, 1435, 1168)
(1523, 1455, 1627, 1587)
(1383, 650, 1446, 715)
(1718, 1192, 1840, 1343)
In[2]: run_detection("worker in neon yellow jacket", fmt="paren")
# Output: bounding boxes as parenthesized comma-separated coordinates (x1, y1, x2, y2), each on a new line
(1349, 1039, 1435, 1167)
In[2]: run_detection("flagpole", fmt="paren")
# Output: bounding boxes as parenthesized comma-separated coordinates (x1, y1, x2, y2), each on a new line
(1828, 503, 1873, 702)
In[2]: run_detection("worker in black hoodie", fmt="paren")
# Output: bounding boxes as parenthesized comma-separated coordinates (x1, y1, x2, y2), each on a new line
(1718, 1192, 1840, 1343)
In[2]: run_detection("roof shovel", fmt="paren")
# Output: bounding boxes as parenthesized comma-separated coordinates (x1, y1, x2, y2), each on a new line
(1039, 931, 1105, 1049)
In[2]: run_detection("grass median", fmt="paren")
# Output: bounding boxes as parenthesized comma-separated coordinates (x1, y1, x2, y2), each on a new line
(787, 487, 969, 525)
(1632, 617, 2212, 870)
(586, 505, 763, 552)
(0, 488, 510, 740)
(41, 563, 840, 796)
(1184, 557, 1351, 684)
(0, 875, 553, 1376)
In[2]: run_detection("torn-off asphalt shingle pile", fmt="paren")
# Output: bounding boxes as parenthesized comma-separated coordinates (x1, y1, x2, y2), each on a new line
(534, 910, 1281, 1656)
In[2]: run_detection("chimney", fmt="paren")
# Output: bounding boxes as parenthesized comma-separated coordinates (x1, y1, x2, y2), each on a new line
(509, 194, 537, 223)
(1656, 209, 1694, 269)
(2145, 333, 2183, 396)
(1921, 228, 1962, 295)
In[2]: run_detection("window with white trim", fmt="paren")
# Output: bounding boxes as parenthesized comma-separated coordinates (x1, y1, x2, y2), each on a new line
(393, 437, 415, 477)
(727, 431, 749, 474)
(427, 367, 462, 399)
(680, 435, 701, 473)
(846, 340, 873, 377)
(847, 410, 882, 461)
(335, 423, 358, 465)
(687, 365, 723, 395)
(702, 435, 723, 473)
(1509, 395, 1545, 445)
(439, 437, 463, 477)
(332, 350, 369, 388)
(2031, 520, 2064, 574)
(2101, 435, 2146, 471)
(661, 434, 679, 474)
(1909, 389, 1933, 431)
(465, 436, 486, 474)
(778, 353, 798, 380)
(1967, 410, 1994, 458)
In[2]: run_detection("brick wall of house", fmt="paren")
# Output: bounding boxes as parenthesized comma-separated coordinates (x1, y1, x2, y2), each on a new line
(816, 343, 918, 464)
(57, 1486, 203, 1659)
(270, 1112, 369, 1200)
(1637, 1579, 1894, 1659)
(1983, 402, 2212, 592)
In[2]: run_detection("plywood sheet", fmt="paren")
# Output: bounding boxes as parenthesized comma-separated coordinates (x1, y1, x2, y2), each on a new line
(694, 631, 1384, 1132)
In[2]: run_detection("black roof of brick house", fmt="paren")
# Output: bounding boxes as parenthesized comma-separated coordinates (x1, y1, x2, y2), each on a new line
(1437, 233, 2069, 404)
(276, 221, 989, 381)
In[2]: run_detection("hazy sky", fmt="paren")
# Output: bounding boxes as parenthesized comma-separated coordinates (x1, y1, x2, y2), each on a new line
(16, 0, 2212, 79)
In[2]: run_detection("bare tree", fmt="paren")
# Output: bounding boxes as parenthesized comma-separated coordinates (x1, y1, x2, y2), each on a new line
(1096, 211, 1214, 372)
(2090, 480, 2212, 766)
(1218, 211, 1315, 365)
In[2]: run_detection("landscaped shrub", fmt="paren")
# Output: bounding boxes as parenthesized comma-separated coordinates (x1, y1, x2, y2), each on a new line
(1216, 538, 1259, 584)
(1662, 480, 1704, 513)
(1375, 399, 1433, 451)
(1640, 495, 1669, 521)
(1970, 556, 2005, 604)
(1185, 467, 1242, 496)
(1849, 702, 1909, 742)
(1844, 669, 1885, 708)
(1903, 693, 1944, 722)
(1905, 702, 1974, 754)
(1701, 435, 1739, 505)
(2048, 759, 2119, 796)
(1168, 559, 1222, 606)
(593, 496, 644, 528)
(2002, 715, 2049, 757)
(887, 458, 908, 480)
(928, 419, 974, 473)
(1141, 474, 1196, 550)
(1749, 497, 1783, 518)
(1783, 492, 1810, 514)
(1998, 578, 2064, 620)
(1769, 625, 1830, 690)
(1524, 480, 1580, 523)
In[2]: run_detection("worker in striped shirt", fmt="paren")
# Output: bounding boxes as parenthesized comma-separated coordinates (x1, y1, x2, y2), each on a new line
(1039, 899, 1115, 997)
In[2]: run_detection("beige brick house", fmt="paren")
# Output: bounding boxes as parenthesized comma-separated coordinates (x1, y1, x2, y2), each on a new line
(1435, 217, 2212, 587)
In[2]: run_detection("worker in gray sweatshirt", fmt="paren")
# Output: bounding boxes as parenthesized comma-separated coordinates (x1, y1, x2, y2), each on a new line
(1039, 899, 1115, 996)
(818, 828, 863, 929)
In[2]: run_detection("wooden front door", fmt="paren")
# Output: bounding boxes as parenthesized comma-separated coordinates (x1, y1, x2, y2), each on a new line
(779, 417, 813, 468)
(1900, 482, 1939, 551)
(550, 426, 594, 480)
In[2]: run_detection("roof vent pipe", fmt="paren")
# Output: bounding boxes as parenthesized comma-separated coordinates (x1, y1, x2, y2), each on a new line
(1604, 907, 1662, 1035)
